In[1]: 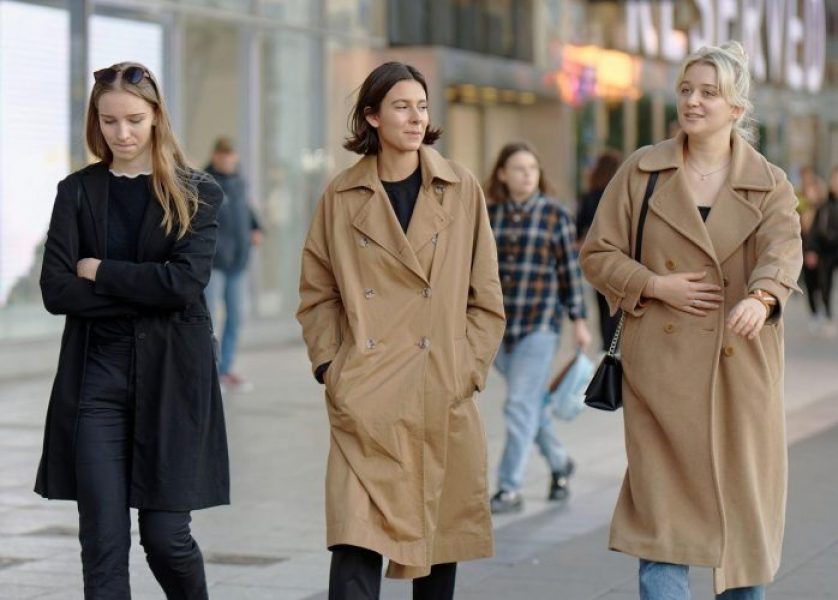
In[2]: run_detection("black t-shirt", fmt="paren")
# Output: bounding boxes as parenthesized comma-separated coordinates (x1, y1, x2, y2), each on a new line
(698, 205, 711, 222)
(90, 172, 151, 341)
(381, 166, 422, 233)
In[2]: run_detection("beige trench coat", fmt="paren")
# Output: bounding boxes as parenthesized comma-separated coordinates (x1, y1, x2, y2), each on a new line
(297, 145, 505, 578)
(580, 132, 803, 593)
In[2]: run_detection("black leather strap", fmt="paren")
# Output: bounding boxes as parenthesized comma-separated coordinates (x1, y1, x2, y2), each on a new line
(634, 171, 658, 262)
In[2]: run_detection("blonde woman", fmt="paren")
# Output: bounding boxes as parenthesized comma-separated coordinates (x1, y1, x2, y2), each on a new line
(37, 62, 228, 599)
(580, 43, 802, 599)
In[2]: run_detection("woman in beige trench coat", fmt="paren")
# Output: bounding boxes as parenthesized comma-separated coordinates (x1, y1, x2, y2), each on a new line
(297, 62, 505, 599)
(580, 43, 802, 599)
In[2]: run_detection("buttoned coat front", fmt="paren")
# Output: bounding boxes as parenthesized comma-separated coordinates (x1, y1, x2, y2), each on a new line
(579, 132, 803, 593)
(297, 146, 505, 579)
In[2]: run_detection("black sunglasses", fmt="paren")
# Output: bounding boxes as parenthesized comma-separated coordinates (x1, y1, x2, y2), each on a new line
(93, 65, 151, 86)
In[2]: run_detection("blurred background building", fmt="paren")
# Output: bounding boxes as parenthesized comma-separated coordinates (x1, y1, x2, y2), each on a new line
(1, 0, 836, 342)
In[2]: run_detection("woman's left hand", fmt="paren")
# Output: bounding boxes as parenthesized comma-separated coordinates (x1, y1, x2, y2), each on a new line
(76, 258, 101, 282)
(726, 298, 768, 340)
(572, 319, 592, 350)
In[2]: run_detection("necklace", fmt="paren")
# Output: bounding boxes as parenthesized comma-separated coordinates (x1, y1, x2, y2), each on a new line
(686, 159, 730, 181)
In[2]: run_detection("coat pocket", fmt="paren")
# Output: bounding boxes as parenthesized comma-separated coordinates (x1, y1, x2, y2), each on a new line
(454, 337, 477, 402)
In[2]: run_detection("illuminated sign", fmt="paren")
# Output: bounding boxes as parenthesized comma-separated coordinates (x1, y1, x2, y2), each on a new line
(625, 0, 826, 92)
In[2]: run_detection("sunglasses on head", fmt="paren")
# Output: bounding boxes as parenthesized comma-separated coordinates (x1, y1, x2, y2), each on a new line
(93, 65, 151, 86)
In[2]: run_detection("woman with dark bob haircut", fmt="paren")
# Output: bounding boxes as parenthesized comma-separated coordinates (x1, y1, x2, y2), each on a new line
(297, 61, 505, 599)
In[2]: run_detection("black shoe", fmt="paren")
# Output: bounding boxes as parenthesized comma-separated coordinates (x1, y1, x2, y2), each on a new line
(490, 490, 524, 514)
(548, 458, 576, 501)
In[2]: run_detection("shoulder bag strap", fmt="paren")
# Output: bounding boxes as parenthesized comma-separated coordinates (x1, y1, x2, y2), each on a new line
(634, 171, 658, 262)
(606, 171, 659, 356)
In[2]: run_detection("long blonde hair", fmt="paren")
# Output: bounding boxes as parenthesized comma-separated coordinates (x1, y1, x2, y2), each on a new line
(676, 41, 757, 145)
(86, 62, 197, 238)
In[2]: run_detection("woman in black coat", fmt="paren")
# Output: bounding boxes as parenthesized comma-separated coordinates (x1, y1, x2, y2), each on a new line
(36, 62, 229, 599)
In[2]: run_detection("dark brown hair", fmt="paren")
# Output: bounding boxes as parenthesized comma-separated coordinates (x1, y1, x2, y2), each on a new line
(86, 61, 197, 238)
(588, 149, 622, 192)
(484, 142, 556, 205)
(343, 62, 442, 155)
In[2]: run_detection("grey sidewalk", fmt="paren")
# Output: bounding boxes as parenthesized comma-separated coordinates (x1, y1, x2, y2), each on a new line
(0, 294, 836, 599)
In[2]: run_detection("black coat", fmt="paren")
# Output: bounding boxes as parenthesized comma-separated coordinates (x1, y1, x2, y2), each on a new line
(35, 162, 230, 511)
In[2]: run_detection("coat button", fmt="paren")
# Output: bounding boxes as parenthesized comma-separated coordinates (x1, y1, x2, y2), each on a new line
(360, 236, 370, 247)
(364, 288, 375, 299)
(422, 287, 432, 298)
(723, 345, 735, 357)
(434, 184, 444, 194)
(366, 339, 377, 350)
(431, 233, 439, 245)
(664, 323, 675, 333)
(137, 332, 147, 340)
(665, 260, 676, 271)
(418, 337, 430, 350)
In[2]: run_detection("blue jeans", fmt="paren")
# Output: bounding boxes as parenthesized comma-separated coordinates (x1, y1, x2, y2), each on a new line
(205, 269, 245, 376)
(494, 330, 567, 492)
(639, 560, 765, 600)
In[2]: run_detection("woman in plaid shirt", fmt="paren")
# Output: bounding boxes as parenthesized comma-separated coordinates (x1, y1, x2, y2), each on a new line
(485, 142, 591, 514)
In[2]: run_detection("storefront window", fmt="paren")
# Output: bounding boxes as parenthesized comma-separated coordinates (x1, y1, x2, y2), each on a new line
(0, 0, 69, 338)
(259, 30, 325, 315)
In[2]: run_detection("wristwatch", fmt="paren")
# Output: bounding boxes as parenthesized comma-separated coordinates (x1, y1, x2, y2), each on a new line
(748, 289, 778, 316)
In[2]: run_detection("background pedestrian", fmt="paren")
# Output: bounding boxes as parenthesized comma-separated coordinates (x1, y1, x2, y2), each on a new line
(576, 149, 623, 349)
(204, 136, 262, 392)
(580, 41, 803, 599)
(484, 141, 591, 515)
(799, 172, 830, 333)
(36, 61, 229, 598)
(807, 166, 838, 337)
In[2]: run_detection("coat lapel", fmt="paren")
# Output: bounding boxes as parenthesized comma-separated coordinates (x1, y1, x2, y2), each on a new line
(648, 169, 717, 261)
(704, 187, 762, 265)
(406, 182, 453, 254)
(705, 135, 772, 264)
(80, 162, 109, 258)
(352, 183, 427, 283)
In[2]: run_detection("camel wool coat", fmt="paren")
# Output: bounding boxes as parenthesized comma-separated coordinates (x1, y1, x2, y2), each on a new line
(297, 145, 505, 578)
(580, 132, 803, 593)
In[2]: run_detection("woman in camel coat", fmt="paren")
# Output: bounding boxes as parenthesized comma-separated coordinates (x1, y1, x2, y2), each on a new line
(297, 62, 504, 599)
(580, 43, 802, 599)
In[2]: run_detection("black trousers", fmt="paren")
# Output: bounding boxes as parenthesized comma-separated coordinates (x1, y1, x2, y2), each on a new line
(76, 338, 208, 600)
(329, 545, 457, 600)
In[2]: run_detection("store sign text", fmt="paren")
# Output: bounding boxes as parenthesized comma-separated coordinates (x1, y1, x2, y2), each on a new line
(625, 0, 826, 92)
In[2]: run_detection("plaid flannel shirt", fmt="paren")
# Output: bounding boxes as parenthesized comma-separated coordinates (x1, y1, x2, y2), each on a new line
(488, 193, 587, 350)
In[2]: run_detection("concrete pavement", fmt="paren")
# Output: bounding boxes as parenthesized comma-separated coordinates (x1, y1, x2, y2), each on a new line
(0, 293, 836, 599)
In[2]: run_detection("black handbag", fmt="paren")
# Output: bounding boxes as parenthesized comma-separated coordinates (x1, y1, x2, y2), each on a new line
(584, 172, 658, 411)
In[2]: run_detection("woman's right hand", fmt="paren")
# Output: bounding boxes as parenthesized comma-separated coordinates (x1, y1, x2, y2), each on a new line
(645, 271, 723, 316)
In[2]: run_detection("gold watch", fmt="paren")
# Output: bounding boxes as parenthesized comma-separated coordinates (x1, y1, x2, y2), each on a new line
(748, 289, 778, 316)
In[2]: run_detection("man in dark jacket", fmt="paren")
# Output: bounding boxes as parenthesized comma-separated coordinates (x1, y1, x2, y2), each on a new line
(205, 137, 262, 390)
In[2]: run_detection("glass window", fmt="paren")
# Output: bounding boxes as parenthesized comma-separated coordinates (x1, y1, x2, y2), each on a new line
(259, 30, 325, 315)
(89, 15, 164, 88)
(0, 0, 69, 339)
(259, 0, 321, 27)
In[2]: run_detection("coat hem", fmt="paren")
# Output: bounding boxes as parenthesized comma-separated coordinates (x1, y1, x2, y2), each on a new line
(608, 535, 720, 569)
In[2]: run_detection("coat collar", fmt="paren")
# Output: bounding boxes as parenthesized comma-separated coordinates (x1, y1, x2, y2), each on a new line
(638, 130, 776, 192)
(334, 145, 460, 193)
(341, 146, 458, 284)
(639, 131, 768, 265)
